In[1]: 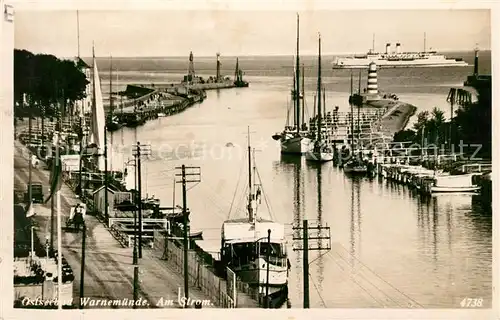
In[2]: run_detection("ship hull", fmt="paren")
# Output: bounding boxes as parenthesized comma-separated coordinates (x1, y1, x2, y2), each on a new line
(430, 185, 481, 193)
(280, 135, 312, 155)
(333, 60, 469, 69)
(305, 151, 334, 162)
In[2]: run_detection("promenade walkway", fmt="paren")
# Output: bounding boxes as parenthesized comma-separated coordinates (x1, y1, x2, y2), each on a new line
(14, 139, 216, 309)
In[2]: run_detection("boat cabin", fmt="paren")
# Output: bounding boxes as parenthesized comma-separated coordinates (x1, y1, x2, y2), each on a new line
(221, 219, 288, 269)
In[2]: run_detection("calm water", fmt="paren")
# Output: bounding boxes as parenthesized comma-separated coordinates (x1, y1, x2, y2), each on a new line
(104, 54, 492, 308)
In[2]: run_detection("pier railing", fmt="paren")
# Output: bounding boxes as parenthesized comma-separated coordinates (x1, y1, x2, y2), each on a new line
(234, 277, 262, 306)
(152, 231, 236, 308)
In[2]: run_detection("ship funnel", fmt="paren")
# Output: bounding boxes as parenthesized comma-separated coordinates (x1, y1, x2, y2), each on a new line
(367, 62, 378, 95)
(385, 43, 391, 54)
(396, 43, 401, 54)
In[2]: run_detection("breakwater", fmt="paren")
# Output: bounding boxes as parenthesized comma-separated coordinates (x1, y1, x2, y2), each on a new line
(109, 79, 247, 129)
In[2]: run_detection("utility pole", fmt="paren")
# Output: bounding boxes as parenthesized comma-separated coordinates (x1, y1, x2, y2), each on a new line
(124, 158, 140, 307)
(49, 143, 56, 251)
(265, 229, 271, 308)
(292, 219, 331, 308)
(79, 222, 86, 309)
(104, 127, 109, 221)
(132, 142, 151, 258)
(28, 105, 32, 204)
(175, 165, 201, 308)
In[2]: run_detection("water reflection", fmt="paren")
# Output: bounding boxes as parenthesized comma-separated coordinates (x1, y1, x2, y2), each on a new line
(315, 165, 325, 301)
(347, 176, 362, 267)
(279, 154, 304, 309)
(104, 72, 492, 308)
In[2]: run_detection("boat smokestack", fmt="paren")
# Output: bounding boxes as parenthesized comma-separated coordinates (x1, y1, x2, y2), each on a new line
(367, 62, 378, 94)
(396, 43, 401, 54)
(385, 43, 391, 54)
(474, 47, 479, 76)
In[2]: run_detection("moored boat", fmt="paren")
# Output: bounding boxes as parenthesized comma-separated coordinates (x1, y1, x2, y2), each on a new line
(273, 14, 311, 155)
(343, 159, 368, 174)
(429, 173, 481, 193)
(221, 127, 289, 297)
(306, 33, 334, 163)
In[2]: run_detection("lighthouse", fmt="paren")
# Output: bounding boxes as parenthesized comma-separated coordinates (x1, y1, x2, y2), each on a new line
(367, 62, 378, 95)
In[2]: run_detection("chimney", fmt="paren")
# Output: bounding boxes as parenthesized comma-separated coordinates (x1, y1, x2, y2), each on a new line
(396, 43, 401, 54)
(385, 43, 391, 54)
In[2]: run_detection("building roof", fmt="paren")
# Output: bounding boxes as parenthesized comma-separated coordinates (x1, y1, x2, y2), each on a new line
(92, 185, 118, 195)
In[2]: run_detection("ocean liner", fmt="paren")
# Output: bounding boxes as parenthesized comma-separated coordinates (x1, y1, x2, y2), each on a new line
(333, 37, 468, 69)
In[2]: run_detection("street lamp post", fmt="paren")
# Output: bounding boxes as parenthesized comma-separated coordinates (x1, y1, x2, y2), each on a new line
(30, 226, 35, 259)
(254, 230, 272, 308)
(45, 234, 49, 262)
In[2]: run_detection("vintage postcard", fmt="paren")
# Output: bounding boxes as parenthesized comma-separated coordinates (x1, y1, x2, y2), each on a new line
(1, 0, 497, 319)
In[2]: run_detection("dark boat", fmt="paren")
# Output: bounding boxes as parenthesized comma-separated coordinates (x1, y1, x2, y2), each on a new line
(343, 158, 368, 174)
(106, 116, 122, 131)
(272, 134, 282, 141)
(124, 114, 144, 127)
(233, 57, 249, 87)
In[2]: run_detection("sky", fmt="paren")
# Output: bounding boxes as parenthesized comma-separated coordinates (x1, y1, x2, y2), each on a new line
(14, 9, 491, 57)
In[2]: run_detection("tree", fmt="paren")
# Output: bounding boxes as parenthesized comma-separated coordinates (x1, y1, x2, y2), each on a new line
(453, 82, 491, 158)
(393, 129, 416, 143)
(426, 107, 445, 146)
(14, 49, 89, 118)
(412, 111, 429, 132)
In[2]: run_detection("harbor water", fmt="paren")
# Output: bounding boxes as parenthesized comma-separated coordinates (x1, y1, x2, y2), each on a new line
(104, 53, 492, 308)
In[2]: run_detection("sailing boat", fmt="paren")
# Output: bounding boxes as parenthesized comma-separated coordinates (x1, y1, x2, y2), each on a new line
(306, 34, 334, 162)
(221, 127, 289, 296)
(272, 14, 312, 155)
(233, 57, 249, 87)
(87, 46, 106, 172)
(343, 72, 368, 174)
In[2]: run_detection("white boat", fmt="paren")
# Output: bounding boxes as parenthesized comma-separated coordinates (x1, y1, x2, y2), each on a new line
(89, 46, 106, 171)
(157, 113, 167, 117)
(279, 130, 312, 154)
(333, 36, 468, 69)
(430, 173, 481, 193)
(430, 185, 481, 193)
(273, 14, 312, 155)
(221, 128, 289, 294)
(306, 34, 334, 163)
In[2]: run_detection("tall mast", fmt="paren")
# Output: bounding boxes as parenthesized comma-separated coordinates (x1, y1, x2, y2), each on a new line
(316, 33, 322, 141)
(372, 33, 375, 53)
(247, 126, 253, 222)
(301, 64, 305, 131)
(92, 43, 96, 147)
(295, 13, 301, 133)
(423, 32, 426, 53)
(358, 69, 361, 94)
(77, 10, 80, 58)
(323, 87, 326, 120)
(292, 65, 296, 127)
(234, 58, 239, 82)
(110, 56, 113, 117)
(350, 72, 354, 150)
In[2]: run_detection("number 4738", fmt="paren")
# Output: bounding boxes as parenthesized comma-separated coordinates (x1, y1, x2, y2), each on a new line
(460, 298, 483, 308)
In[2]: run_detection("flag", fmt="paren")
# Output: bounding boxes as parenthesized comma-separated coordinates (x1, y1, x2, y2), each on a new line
(44, 154, 62, 204)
